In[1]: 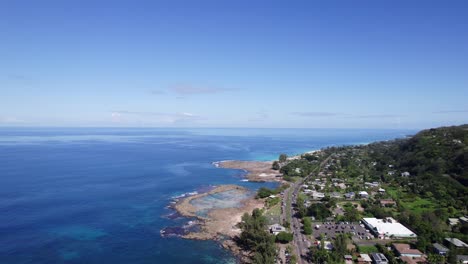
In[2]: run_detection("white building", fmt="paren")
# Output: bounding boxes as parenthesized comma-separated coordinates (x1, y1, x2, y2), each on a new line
(269, 224, 286, 235)
(359, 191, 369, 198)
(312, 191, 325, 199)
(362, 217, 417, 239)
(401, 172, 411, 177)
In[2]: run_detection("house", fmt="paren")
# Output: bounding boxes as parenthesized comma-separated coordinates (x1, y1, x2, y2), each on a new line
(378, 188, 385, 193)
(344, 254, 353, 264)
(335, 182, 347, 189)
(388, 171, 395, 176)
(358, 254, 372, 264)
(445, 238, 468, 248)
(268, 195, 277, 199)
(392, 243, 424, 258)
(401, 171, 411, 177)
(433, 243, 449, 255)
(448, 218, 461, 226)
(457, 255, 468, 264)
(371, 253, 388, 264)
(460, 216, 468, 224)
(330, 192, 342, 199)
(344, 192, 355, 199)
(312, 191, 325, 200)
(359, 191, 369, 198)
(365, 182, 380, 188)
(400, 256, 427, 264)
(269, 224, 286, 235)
(317, 241, 333, 250)
(380, 199, 396, 207)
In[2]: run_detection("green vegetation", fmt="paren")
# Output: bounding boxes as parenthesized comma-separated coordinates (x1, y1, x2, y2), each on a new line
(237, 209, 276, 264)
(302, 217, 312, 235)
(307, 203, 331, 220)
(265, 196, 280, 208)
(318, 124, 468, 250)
(308, 234, 350, 264)
(341, 202, 361, 222)
(279, 153, 288, 163)
(256, 187, 276, 199)
(272, 160, 280, 170)
(280, 159, 318, 178)
(275, 231, 293, 243)
(357, 245, 379, 253)
(256, 184, 289, 199)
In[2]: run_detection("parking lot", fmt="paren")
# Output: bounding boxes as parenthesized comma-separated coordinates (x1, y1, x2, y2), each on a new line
(312, 222, 372, 241)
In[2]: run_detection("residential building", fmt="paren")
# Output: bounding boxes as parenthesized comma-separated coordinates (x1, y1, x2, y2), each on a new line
(358, 254, 372, 264)
(400, 256, 426, 264)
(330, 192, 342, 199)
(401, 172, 411, 177)
(445, 238, 468, 248)
(448, 218, 460, 226)
(371, 253, 388, 264)
(457, 255, 468, 264)
(311, 191, 325, 200)
(344, 192, 355, 199)
(380, 199, 396, 207)
(359, 191, 369, 198)
(392, 243, 424, 258)
(433, 243, 449, 255)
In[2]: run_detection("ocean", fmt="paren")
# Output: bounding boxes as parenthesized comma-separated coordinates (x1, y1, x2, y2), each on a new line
(0, 128, 415, 264)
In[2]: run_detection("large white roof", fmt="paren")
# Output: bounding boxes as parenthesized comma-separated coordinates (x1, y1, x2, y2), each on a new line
(363, 217, 416, 237)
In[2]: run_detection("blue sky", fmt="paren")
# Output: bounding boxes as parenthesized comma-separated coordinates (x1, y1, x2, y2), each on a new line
(1, 0, 467, 128)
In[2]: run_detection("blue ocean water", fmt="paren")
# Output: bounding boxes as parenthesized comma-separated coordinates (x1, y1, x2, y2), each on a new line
(0, 128, 415, 264)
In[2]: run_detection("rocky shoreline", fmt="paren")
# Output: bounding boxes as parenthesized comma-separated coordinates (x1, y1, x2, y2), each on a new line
(164, 160, 283, 262)
(214, 160, 282, 182)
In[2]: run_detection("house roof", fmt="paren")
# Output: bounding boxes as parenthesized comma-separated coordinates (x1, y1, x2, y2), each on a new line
(400, 256, 426, 264)
(380, 199, 396, 205)
(393, 243, 423, 256)
(362, 218, 417, 237)
(371, 253, 388, 262)
(445, 238, 468, 248)
(270, 224, 286, 231)
(433, 243, 449, 252)
(359, 254, 372, 262)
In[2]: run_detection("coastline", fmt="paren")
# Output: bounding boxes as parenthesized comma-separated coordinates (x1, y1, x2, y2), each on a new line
(169, 157, 289, 260)
(214, 160, 282, 182)
(172, 184, 265, 260)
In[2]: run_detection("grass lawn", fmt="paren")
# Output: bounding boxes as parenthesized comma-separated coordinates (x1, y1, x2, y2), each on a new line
(264, 203, 281, 225)
(358, 245, 379, 254)
(399, 197, 436, 213)
(386, 186, 437, 214)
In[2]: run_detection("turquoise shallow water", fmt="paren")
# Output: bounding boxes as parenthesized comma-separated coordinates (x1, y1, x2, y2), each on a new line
(0, 128, 415, 263)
